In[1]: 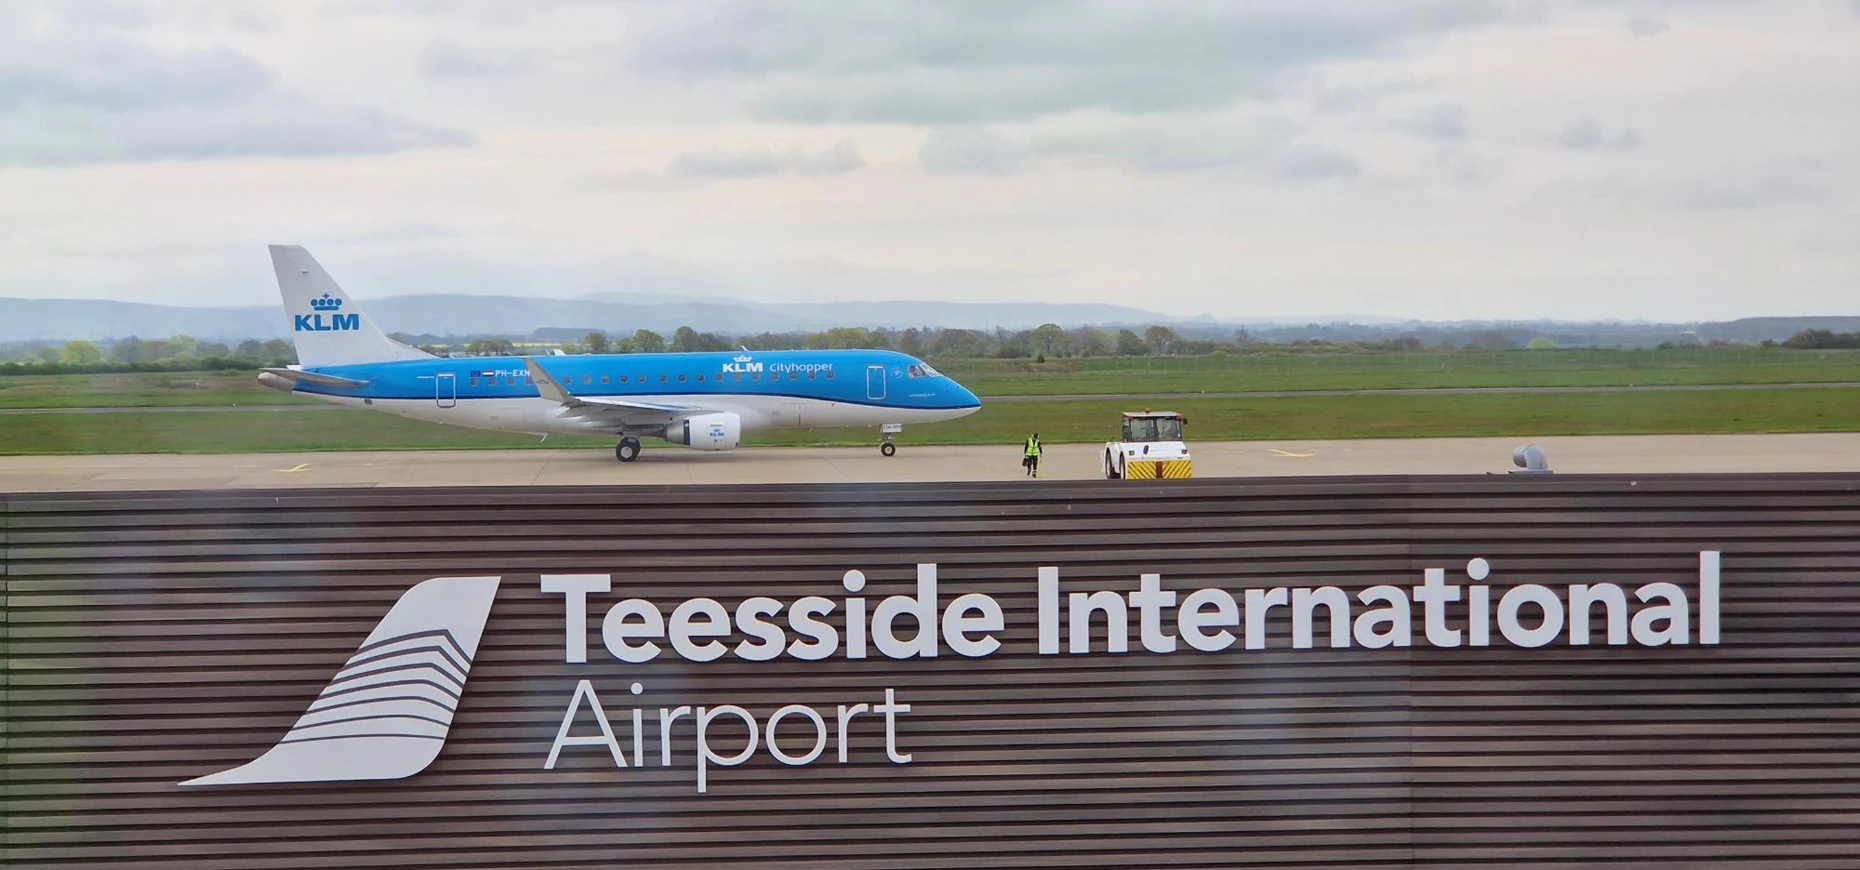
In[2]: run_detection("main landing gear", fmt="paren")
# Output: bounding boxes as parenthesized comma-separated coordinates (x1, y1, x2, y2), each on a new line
(879, 423, 902, 457)
(615, 438, 642, 463)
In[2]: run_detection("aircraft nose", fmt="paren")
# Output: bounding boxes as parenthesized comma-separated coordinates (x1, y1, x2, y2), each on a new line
(953, 381, 981, 409)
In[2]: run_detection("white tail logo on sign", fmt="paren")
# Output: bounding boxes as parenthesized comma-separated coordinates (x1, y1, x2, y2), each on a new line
(181, 576, 501, 786)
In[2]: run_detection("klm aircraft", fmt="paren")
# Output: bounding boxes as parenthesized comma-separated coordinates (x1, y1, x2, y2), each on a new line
(257, 246, 982, 462)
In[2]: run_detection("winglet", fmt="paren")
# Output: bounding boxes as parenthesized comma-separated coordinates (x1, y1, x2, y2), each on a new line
(522, 358, 573, 403)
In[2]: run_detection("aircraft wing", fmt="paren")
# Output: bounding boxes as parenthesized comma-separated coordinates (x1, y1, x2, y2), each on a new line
(260, 367, 370, 388)
(522, 358, 708, 428)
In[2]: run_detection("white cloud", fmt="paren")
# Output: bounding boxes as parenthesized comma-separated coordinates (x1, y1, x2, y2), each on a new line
(419, 39, 539, 78)
(1625, 14, 1671, 36)
(620, 1, 1526, 124)
(0, 0, 1855, 322)
(665, 141, 864, 179)
(917, 118, 1359, 181)
(1555, 117, 1644, 152)
(0, 4, 471, 166)
(1395, 102, 1470, 141)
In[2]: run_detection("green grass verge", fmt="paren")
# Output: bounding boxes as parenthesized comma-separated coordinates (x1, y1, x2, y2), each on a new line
(3, 348, 1858, 409)
(3, 387, 1856, 455)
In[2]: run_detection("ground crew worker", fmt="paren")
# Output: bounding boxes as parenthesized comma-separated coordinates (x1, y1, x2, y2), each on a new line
(1023, 432, 1042, 478)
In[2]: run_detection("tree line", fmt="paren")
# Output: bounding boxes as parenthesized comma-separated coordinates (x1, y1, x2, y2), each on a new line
(0, 336, 298, 375)
(4, 324, 1851, 376)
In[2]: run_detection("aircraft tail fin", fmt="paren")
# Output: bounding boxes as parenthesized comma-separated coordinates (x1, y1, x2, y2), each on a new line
(270, 245, 434, 368)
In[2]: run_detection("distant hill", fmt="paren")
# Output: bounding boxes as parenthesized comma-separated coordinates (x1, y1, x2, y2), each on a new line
(0, 298, 283, 343)
(1697, 317, 1860, 343)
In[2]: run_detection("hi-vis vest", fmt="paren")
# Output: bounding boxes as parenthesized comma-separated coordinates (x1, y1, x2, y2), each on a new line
(1024, 437, 1042, 457)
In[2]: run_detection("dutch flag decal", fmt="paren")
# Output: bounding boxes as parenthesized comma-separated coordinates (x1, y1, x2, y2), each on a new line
(181, 576, 501, 786)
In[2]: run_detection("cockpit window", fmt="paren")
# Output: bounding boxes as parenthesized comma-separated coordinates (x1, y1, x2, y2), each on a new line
(907, 364, 941, 378)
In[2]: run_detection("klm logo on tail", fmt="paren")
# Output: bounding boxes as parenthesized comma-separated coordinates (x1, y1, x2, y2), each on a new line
(295, 294, 360, 332)
(180, 576, 501, 786)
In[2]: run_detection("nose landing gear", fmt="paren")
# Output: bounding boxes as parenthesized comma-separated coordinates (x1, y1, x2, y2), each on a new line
(879, 423, 902, 457)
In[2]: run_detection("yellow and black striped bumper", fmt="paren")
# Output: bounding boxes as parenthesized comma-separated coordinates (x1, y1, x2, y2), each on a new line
(1123, 458, 1192, 480)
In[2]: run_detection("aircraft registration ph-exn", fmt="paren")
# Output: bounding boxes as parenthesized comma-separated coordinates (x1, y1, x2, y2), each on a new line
(257, 246, 982, 462)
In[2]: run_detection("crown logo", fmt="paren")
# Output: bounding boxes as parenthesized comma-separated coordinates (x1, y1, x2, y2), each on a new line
(309, 294, 343, 312)
(733, 354, 753, 362)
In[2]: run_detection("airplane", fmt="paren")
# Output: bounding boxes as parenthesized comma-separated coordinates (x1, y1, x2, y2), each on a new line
(256, 245, 983, 462)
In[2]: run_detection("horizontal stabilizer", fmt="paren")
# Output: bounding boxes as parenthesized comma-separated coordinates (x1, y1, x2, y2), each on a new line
(260, 367, 370, 388)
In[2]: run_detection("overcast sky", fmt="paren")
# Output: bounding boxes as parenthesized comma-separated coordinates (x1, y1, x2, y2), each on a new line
(1, 0, 1856, 322)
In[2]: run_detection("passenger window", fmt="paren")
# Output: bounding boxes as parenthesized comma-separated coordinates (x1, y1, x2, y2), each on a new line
(469, 377, 479, 386)
(619, 374, 628, 383)
(697, 373, 705, 382)
(789, 371, 798, 380)
(734, 372, 743, 382)
(678, 373, 687, 382)
(600, 375, 610, 385)
(808, 370, 817, 379)
(506, 377, 515, 386)
(826, 370, 834, 379)
(660, 374, 668, 383)
(581, 375, 591, 385)
(752, 373, 761, 381)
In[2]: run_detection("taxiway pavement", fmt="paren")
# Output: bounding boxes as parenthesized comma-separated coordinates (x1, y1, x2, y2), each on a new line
(3, 433, 1857, 492)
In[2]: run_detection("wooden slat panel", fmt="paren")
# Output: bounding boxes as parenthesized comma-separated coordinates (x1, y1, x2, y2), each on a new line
(4, 475, 1860, 868)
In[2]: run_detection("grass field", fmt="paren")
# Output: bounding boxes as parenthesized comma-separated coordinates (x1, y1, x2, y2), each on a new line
(4, 387, 1857, 455)
(939, 348, 1860, 396)
(2, 348, 1856, 409)
(0, 371, 319, 408)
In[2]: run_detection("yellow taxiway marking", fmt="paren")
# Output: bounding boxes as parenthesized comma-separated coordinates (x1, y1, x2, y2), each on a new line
(1267, 449, 1315, 458)
(276, 463, 311, 473)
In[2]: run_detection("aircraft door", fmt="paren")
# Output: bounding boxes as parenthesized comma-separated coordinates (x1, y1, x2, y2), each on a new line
(866, 364, 886, 401)
(435, 372, 457, 409)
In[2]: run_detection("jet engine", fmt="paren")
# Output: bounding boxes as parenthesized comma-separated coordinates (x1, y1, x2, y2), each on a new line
(668, 412, 742, 451)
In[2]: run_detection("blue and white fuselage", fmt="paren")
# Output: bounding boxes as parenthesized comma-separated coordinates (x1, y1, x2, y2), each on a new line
(263, 350, 979, 436)
(256, 246, 981, 461)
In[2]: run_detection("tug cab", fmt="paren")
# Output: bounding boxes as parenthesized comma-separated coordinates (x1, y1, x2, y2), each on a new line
(1104, 410, 1193, 480)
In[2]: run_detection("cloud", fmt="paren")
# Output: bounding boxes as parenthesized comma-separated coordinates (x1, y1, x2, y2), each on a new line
(1395, 102, 1469, 141)
(1607, 157, 1836, 211)
(1660, 159, 1835, 210)
(1273, 147, 1361, 180)
(619, 1, 1524, 124)
(1625, 14, 1670, 36)
(0, 103, 475, 167)
(1310, 75, 1442, 113)
(420, 40, 539, 78)
(1555, 116, 1643, 152)
(0, 17, 473, 166)
(918, 118, 1358, 181)
(665, 140, 864, 179)
(918, 129, 1034, 176)
(0, 40, 272, 112)
(29, 0, 281, 33)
